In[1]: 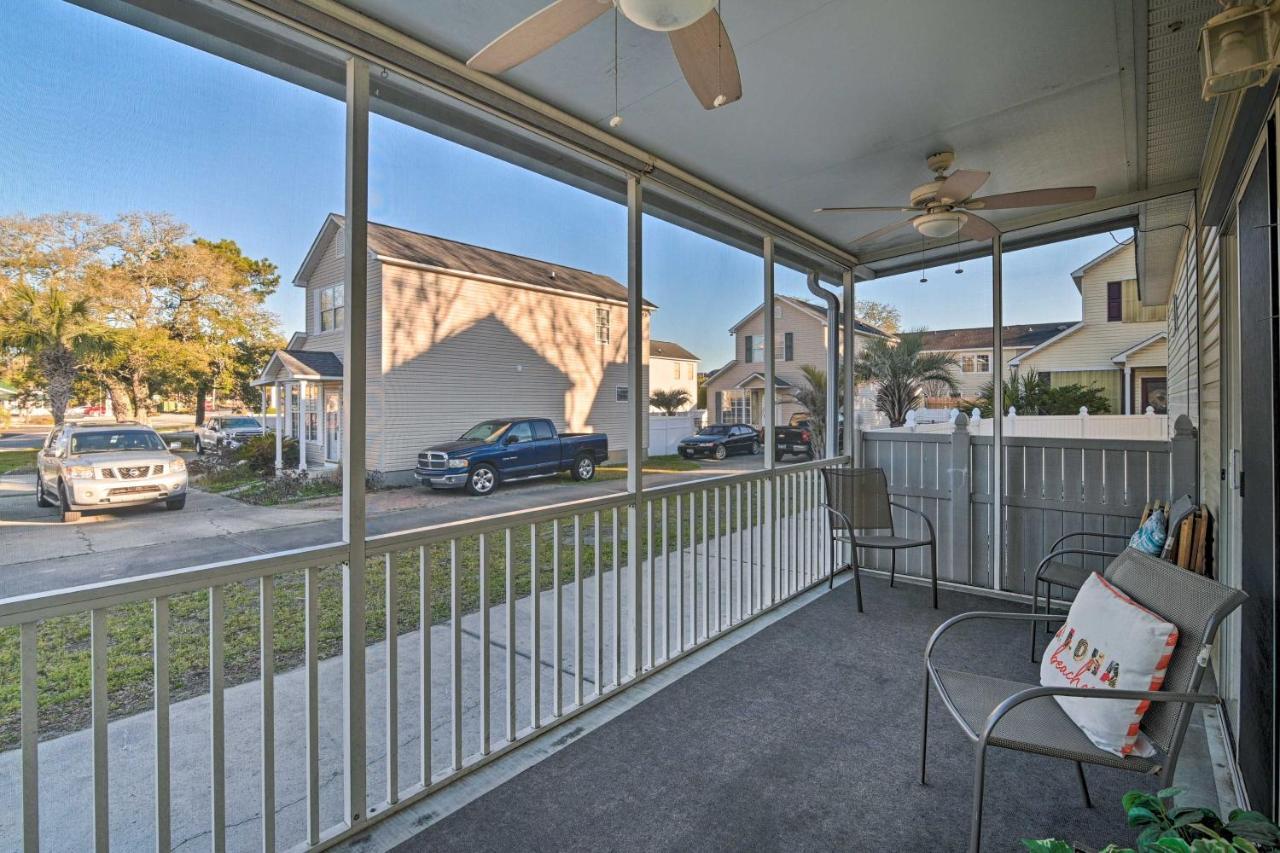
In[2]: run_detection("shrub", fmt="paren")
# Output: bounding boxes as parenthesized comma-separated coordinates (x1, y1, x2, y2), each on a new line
(233, 433, 298, 474)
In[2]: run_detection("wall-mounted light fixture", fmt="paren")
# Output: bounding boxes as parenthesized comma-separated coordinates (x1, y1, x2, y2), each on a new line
(1201, 1, 1277, 99)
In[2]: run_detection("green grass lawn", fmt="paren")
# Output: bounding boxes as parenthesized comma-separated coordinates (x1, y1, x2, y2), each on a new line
(587, 454, 702, 482)
(0, 483, 818, 749)
(0, 449, 36, 475)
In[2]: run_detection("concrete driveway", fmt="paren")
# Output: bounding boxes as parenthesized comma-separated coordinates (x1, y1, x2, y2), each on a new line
(0, 453, 766, 599)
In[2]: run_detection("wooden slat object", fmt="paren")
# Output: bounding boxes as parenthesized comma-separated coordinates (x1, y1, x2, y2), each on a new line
(1176, 516, 1194, 569)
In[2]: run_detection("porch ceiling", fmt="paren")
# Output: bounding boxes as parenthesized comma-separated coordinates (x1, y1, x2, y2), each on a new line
(345, 0, 1212, 290)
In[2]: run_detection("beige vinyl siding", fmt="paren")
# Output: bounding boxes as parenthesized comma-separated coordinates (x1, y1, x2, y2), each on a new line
(376, 261, 645, 471)
(648, 356, 698, 411)
(1198, 225, 1223, 515)
(1126, 338, 1168, 368)
(1045, 369, 1123, 412)
(1166, 230, 1199, 433)
(929, 346, 1031, 399)
(1121, 280, 1168, 322)
(298, 225, 384, 467)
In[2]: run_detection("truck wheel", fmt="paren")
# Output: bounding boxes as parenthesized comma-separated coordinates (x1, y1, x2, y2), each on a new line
(713, 444, 728, 461)
(195, 436, 204, 455)
(36, 475, 54, 508)
(165, 496, 186, 511)
(465, 464, 498, 496)
(572, 453, 596, 481)
(750, 440, 760, 455)
(59, 482, 81, 523)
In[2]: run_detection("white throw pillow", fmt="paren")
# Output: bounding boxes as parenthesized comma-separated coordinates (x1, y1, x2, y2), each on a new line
(1039, 572, 1179, 757)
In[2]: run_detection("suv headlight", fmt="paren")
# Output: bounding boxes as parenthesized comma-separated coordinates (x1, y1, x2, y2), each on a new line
(169, 458, 186, 473)
(65, 465, 96, 480)
(447, 458, 470, 469)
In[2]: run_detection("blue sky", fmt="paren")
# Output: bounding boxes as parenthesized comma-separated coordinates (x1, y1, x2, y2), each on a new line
(3, 1, 1128, 368)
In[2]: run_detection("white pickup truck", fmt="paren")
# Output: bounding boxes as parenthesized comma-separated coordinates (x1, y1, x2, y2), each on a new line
(194, 415, 267, 454)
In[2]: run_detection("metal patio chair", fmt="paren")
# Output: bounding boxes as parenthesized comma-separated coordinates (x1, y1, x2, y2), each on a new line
(820, 466, 938, 612)
(921, 547, 1246, 852)
(1028, 496, 1198, 661)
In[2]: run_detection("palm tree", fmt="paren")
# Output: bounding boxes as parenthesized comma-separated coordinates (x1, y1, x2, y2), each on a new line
(650, 388, 692, 415)
(854, 331, 960, 427)
(792, 364, 838, 454)
(0, 282, 99, 424)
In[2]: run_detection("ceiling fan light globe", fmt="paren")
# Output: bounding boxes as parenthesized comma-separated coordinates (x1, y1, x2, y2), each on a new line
(914, 211, 967, 239)
(616, 0, 717, 31)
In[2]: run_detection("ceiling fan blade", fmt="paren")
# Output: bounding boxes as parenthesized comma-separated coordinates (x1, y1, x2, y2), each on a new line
(669, 9, 742, 109)
(963, 186, 1097, 210)
(815, 206, 915, 213)
(937, 169, 990, 204)
(958, 213, 1000, 241)
(467, 0, 610, 74)
(850, 217, 917, 245)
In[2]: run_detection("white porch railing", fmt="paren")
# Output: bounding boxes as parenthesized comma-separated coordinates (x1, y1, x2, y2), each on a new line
(0, 457, 843, 852)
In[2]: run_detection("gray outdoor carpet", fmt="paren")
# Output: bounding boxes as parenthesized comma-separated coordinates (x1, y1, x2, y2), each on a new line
(391, 576, 1201, 852)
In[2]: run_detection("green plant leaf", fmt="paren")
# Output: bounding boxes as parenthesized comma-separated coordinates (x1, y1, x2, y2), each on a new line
(1130, 806, 1164, 827)
(1230, 839, 1259, 853)
(1021, 840, 1076, 853)
(1127, 791, 1165, 813)
(1224, 816, 1280, 846)
(1150, 838, 1193, 852)
(1159, 788, 1186, 800)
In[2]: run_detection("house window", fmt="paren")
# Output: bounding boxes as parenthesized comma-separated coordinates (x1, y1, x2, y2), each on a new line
(319, 284, 344, 332)
(744, 334, 754, 363)
(1037, 372, 1051, 385)
(304, 385, 319, 442)
(783, 332, 794, 362)
(596, 307, 610, 344)
(727, 392, 752, 424)
(959, 353, 991, 373)
(616, 385, 629, 402)
(1106, 281, 1122, 322)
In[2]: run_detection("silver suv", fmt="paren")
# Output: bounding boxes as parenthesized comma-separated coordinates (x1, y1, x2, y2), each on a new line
(36, 422, 189, 522)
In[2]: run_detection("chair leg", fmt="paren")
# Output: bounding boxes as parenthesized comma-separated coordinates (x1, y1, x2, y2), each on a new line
(889, 550, 896, 588)
(969, 742, 988, 853)
(1074, 762, 1092, 808)
(929, 540, 938, 609)
(1044, 584, 1055, 633)
(829, 536, 836, 590)
(852, 547, 863, 613)
(920, 671, 930, 784)
(1029, 580, 1040, 663)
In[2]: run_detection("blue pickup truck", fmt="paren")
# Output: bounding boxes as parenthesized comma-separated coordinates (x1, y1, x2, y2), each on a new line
(414, 418, 609, 495)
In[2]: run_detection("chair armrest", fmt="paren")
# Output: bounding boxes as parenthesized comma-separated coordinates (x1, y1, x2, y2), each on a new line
(980, 684, 1223, 745)
(1034, 547, 1121, 583)
(1049, 531, 1131, 551)
(818, 503, 856, 541)
(888, 500, 936, 541)
(925, 611, 1066, 663)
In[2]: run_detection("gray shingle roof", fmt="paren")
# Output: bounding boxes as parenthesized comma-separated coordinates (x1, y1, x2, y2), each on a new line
(329, 215, 656, 307)
(278, 349, 343, 377)
(650, 339, 699, 361)
(917, 322, 1073, 351)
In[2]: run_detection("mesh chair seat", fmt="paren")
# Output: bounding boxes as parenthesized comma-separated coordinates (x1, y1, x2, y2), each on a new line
(1038, 560, 1093, 591)
(846, 533, 933, 549)
(932, 667, 1161, 773)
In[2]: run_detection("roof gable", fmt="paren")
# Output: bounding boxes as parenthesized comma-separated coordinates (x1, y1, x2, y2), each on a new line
(727, 295, 889, 338)
(918, 322, 1075, 351)
(650, 339, 699, 361)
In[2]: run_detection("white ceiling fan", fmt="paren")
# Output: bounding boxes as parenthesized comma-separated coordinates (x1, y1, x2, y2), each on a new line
(467, 0, 742, 110)
(816, 150, 1097, 246)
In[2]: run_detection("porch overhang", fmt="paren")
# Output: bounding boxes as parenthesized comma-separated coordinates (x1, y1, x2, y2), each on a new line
(252, 349, 344, 386)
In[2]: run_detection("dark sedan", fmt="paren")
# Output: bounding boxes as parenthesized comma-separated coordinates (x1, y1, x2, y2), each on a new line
(677, 424, 761, 460)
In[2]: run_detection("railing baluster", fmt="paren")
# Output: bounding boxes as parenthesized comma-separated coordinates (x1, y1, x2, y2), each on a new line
(20, 621, 39, 853)
(419, 545, 433, 785)
(386, 552, 402, 792)
(530, 523, 541, 729)
(611, 509, 621, 689)
(573, 516, 583, 708)
(714, 487, 722, 633)
(660, 497, 668, 659)
(90, 608, 109, 853)
(676, 494, 684, 652)
(305, 568, 320, 846)
(478, 536, 490, 756)
(553, 519, 563, 716)
(735, 482, 743, 623)
(450, 540, 462, 771)
(593, 511, 603, 697)
(259, 577, 276, 851)
(646, 501, 654, 668)
(505, 530, 516, 742)
(153, 599, 170, 853)
(700, 491, 708, 642)
(209, 586, 226, 852)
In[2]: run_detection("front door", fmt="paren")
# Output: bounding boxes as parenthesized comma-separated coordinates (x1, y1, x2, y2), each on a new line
(1236, 133, 1278, 816)
(324, 389, 341, 462)
(1139, 377, 1167, 414)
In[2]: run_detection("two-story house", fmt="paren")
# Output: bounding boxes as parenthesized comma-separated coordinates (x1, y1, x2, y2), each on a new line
(702, 295, 889, 426)
(917, 322, 1074, 401)
(1009, 241, 1168, 413)
(254, 214, 653, 477)
(647, 340, 699, 412)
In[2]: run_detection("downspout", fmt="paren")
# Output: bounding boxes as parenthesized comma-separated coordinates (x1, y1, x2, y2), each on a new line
(807, 271, 840, 458)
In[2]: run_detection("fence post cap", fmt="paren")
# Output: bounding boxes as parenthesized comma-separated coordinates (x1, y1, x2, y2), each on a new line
(953, 411, 969, 430)
(1173, 413, 1196, 436)
(1079, 406, 1089, 416)
(1007, 406, 1017, 417)
(970, 407, 981, 421)
(1145, 406, 1155, 416)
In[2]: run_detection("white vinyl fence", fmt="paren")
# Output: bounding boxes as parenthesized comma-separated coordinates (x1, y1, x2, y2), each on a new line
(648, 410, 706, 455)
(877, 407, 1169, 441)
